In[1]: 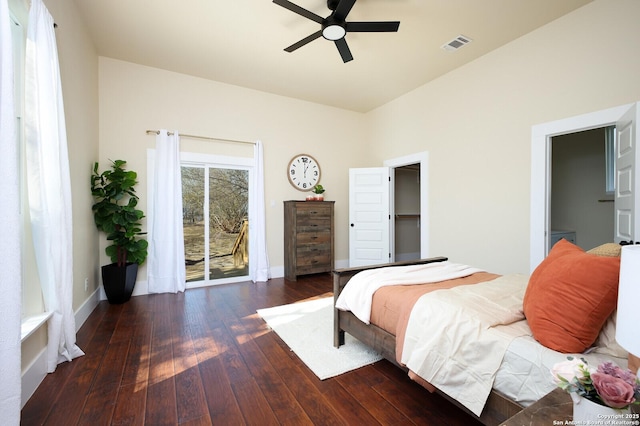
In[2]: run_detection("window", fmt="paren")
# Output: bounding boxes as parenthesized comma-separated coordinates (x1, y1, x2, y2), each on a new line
(10, 4, 45, 321)
(10, 1, 48, 342)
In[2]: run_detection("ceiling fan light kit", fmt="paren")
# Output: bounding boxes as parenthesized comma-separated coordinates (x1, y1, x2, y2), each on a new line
(273, 0, 400, 63)
(323, 24, 346, 41)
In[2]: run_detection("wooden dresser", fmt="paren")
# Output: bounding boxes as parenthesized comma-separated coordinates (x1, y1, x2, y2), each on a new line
(284, 201, 335, 281)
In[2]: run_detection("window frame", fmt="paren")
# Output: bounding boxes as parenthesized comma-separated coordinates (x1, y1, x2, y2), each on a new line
(11, 0, 48, 338)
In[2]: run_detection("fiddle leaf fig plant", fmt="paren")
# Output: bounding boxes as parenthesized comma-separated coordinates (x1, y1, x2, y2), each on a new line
(91, 160, 148, 266)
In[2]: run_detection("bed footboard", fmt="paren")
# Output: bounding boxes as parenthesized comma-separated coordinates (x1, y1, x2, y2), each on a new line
(332, 256, 447, 351)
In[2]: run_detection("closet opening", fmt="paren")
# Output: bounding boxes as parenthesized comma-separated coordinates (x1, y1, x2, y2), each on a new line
(393, 163, 421, 262)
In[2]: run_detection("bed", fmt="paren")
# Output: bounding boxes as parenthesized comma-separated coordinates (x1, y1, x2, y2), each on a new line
(332, 242, 629, 425)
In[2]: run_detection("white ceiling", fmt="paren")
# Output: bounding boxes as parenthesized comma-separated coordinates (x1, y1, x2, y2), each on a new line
(74, 0, 592, 113)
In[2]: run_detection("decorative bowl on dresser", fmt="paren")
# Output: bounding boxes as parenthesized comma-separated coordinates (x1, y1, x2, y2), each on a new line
(284, 200, 335, 281)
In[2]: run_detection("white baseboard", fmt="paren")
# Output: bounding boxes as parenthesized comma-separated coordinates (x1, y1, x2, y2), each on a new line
(21, 347, 47, 408)
(131, 279, 148, 297)
(75, 287, 101, 331)
(269, 265, 284, 279)
(103, 265, 289, 297)
(21, 287, 101, 408)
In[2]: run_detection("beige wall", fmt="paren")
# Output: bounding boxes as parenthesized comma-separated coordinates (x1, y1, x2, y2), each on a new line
(98, 58, 368, 279)
(366, 0, 640, 274)
(52, 0, 100, 310)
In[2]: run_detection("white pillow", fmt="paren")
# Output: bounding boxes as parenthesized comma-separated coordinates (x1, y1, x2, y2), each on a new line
(593, 310, 628, 359)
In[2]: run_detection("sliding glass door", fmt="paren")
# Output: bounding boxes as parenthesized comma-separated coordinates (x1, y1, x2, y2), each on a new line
(181, 159, 250, 285)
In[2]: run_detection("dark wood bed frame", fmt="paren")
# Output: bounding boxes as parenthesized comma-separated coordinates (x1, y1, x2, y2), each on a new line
(332, 257, 523, 426)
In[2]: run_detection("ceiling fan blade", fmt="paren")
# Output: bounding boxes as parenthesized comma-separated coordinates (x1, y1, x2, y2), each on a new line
(333, 0, 356, 21)
(284, 30, 323, 52)
(346, 21, 400, 32)
(335, 38, 353, 63)
(273, 0, 324, 24)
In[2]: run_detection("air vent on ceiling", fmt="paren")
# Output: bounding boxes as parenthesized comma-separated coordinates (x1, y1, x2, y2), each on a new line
(441, 35, 472, 52)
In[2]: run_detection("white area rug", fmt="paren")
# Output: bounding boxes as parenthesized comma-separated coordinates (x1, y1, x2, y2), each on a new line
(257, 297, 383, 380)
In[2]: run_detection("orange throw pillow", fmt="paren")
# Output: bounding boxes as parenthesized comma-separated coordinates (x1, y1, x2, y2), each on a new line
(523, 239, 620, 353)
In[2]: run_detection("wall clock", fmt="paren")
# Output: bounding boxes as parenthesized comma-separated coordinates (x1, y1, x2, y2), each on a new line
(287, 154, 321, 191)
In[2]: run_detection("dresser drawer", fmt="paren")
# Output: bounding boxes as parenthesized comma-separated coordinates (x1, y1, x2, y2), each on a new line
(295, 251, 332, 274)
(295, 205, 332, 220)
(296, 242, 331, 256)
(296, 263, 332, 276)
(296, 217, 330, 233)
(296, 231, 332, 245)
(296, 243, 332, 273)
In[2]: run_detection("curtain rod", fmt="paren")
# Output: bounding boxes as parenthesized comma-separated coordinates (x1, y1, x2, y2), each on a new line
(145, 130, 256, 146)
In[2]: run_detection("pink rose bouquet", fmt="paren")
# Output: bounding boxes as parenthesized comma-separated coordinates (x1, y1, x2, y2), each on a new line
(551, 357, 640, 409)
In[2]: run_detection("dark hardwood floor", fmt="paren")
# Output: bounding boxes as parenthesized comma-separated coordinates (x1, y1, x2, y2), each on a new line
(21, 273, 482, 425)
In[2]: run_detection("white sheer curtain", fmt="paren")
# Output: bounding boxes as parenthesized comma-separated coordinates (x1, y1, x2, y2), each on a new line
(0, 0, 22, 421)
(148, 130, 186, 294)
(25, 0, 84, 372)
(249, 140, 270, 282)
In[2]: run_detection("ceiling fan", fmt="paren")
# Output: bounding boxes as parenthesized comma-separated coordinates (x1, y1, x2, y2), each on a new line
(273, 0, 400, 63)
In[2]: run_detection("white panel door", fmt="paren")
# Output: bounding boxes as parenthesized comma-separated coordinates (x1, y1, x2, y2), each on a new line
(615, 103, 639, 243)
(349, 167, 390, 267)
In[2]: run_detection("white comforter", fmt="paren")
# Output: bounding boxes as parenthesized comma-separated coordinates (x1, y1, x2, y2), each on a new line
(334, 261, 484, 324)
(401, 274, 530, 417)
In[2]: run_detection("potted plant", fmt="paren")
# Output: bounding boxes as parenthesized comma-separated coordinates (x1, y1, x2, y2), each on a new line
(312, 184, 325, 201)
(91, 160, 148, 304)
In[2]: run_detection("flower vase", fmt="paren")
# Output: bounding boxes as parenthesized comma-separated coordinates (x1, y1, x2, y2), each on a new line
(571, 394, 630, 425)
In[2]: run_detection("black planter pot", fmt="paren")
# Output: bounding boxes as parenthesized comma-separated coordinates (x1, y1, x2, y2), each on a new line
(101, 262, 138, 304)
